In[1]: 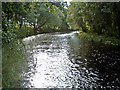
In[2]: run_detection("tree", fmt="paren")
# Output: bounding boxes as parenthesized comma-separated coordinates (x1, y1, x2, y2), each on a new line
(66, 2, 120, 38)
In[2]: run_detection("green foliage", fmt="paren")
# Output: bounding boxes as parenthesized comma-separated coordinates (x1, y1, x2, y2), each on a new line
(2, 11, 16, 43)
(2, 2, 120, 44)
(67, 2, 120, 39)
(2, 2, 34, 42)
(77, 32, 120, 46)
(14, 27, 35, 38)
(2, 2, 69, 43)
(37, 2, 68, 31)
(2, 41, 27, 88)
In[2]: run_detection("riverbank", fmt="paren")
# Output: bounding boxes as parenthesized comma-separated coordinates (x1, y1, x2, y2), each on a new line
(2, 40, 27, 88)
(2, 30, 120, 88)
(76, 32, 120, 46)
(14, 27, 73, 39)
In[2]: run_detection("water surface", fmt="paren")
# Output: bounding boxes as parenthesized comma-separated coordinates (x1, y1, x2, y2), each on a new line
(21, 31, 120, 88)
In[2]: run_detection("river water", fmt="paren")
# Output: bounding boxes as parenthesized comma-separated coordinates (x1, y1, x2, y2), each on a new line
(21, 31, 120, 88)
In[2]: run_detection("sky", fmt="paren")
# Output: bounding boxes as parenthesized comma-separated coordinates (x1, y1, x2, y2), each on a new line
(63, 0, 72, 6)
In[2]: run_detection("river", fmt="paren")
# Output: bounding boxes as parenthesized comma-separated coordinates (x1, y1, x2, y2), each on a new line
(3, 31, 120, 88)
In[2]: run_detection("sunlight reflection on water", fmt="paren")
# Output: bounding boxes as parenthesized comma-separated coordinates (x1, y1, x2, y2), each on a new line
(22, 31, 120, 88)
(23, 31, 85, 88)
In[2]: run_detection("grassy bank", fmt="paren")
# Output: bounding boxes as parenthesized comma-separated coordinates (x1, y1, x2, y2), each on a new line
(14, 27, 70, 39)
(2, 40, 28, 88)
(14, 27, 35, 39)
(2, 27, 33, 88)
(76, 32, 120, 46)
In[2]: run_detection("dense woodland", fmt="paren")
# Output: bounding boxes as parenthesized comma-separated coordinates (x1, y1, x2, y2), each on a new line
(2, 2, 120, 88)
(67, 2, 120, 37)
(2, 2, 120, 44)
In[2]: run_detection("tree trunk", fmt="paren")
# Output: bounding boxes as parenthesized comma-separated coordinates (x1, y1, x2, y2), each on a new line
(34, 28, 37, 34)
(20, 23, 22, 28)
(34, 24, 36, 29)
(19, 16, 23, 28)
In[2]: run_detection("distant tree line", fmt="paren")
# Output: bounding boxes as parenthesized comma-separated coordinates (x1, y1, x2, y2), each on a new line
(2, 2, 69, 42)
(2, 2, 120, 43)
(66, 2, 120, 38)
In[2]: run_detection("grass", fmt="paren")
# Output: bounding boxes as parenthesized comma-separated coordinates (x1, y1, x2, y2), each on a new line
(14, 27, 35, 39)
(14, 27, 61, 39)
(76, 32, 120, 46)
(2, 41, 28, 88)
(2, 26, 36, 88)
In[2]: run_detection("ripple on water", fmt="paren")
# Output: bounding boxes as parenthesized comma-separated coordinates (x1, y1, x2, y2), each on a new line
(22, 31, 120, 88)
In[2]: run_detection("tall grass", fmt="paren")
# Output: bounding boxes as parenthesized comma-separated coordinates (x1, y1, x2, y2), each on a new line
(76, 32, 120, 46)
(14, 27, 35, 39)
